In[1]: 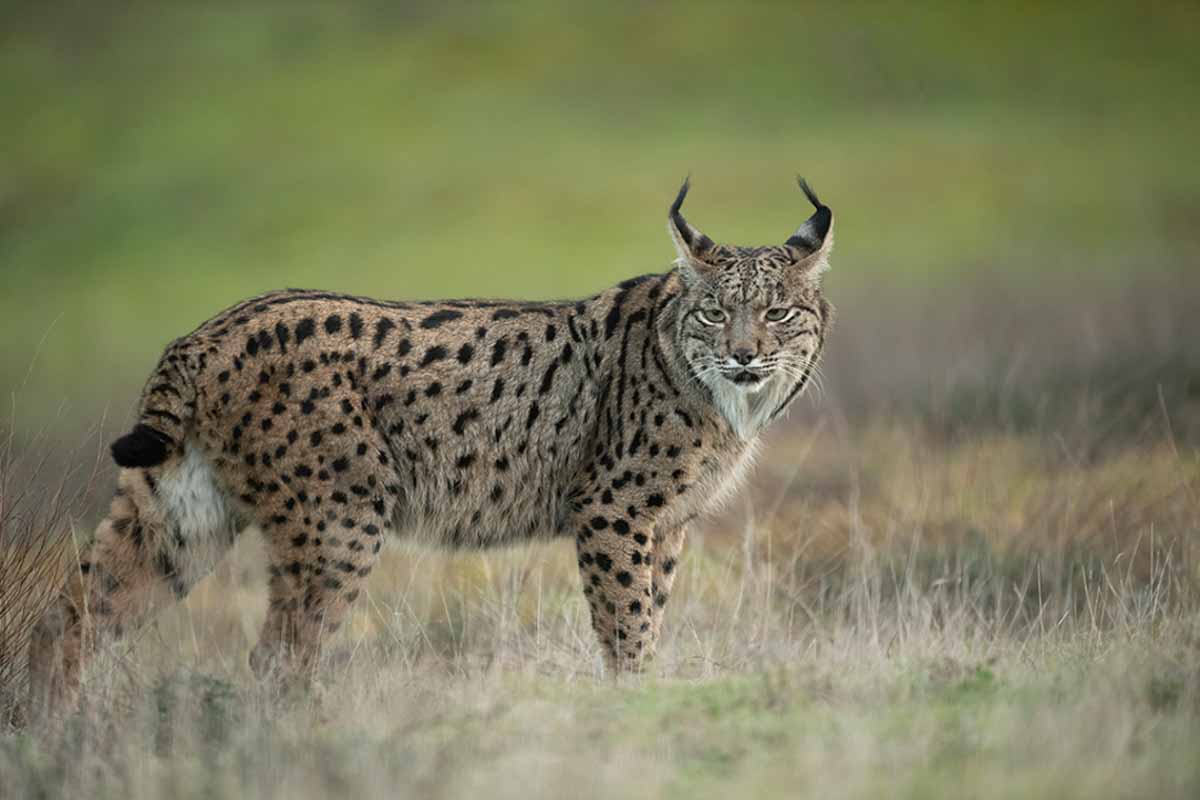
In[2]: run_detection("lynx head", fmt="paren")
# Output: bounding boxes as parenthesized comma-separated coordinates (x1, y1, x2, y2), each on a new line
(666, 177, 834, 437)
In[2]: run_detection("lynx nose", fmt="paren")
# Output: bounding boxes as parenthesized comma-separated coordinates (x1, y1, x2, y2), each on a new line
(731, 348, 755, 366)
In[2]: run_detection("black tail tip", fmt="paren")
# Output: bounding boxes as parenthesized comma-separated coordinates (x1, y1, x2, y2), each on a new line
(111, 424, 172, 468)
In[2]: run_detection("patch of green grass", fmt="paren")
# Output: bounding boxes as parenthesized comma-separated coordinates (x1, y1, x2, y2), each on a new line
(10, 653, 1194, 800)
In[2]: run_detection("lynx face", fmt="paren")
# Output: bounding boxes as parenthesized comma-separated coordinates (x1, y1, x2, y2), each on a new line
(666, 178, 834, 437)
(675, 245, 827, 392)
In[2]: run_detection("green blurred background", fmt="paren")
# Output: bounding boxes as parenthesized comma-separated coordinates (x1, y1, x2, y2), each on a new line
(2, 1, 1198, 423)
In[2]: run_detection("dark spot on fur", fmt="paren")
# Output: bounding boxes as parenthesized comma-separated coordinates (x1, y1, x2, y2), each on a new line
(491, 338, 508, 366)
(420, 345, 448, 367)
(295, 318, 316, 344)
(421, 309, 462, 329)
(373, 318, 395, 349)
(453, 409, 480, 435)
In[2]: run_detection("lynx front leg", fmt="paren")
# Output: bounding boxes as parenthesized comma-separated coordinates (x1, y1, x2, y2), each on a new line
(649, 523, 687, 643)
(574, 509, 660, 673)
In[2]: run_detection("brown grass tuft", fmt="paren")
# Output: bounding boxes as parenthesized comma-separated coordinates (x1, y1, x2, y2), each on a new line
(0, 425, 103, 729)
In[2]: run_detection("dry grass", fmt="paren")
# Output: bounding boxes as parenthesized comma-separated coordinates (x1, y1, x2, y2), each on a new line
(1, 418, 1196, 799)
(0, 423, 106, 728)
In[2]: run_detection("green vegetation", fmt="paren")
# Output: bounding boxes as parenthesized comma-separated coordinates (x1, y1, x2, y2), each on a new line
(2, 2, 1199, 403)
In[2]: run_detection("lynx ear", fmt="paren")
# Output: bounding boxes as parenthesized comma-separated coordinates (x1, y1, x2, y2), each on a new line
(786, 177, 834, 274)
(667, 177, 715, 264)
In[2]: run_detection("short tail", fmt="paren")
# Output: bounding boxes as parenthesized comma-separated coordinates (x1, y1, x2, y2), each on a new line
(111, 424, 175, 468)
(111, 344, 197, 469)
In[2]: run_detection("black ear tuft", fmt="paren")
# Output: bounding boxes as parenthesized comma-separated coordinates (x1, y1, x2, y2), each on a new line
(668, 175, 714, 258)
(797, 176, 824, 211)
(669, 176, 695, 246)
(111, 424, 172, 468)
(786, 176, 833, 254)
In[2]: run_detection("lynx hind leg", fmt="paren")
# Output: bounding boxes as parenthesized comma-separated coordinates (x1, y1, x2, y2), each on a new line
(28, 455, 240, 719)
(249, 495, 391, 682)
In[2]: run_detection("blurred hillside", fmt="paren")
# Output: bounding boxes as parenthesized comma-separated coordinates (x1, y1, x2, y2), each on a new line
(2, 1, 1198, 416)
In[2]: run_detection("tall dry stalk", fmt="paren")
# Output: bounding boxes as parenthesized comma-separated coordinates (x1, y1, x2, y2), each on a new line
(0, 424, 103, 728)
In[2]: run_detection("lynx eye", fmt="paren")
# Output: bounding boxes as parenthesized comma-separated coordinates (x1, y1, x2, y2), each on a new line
(696, 308, 727, 326)
(765, 307, 793, 323)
